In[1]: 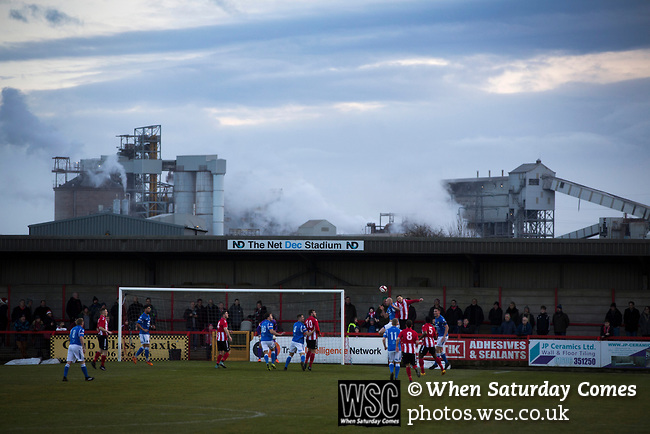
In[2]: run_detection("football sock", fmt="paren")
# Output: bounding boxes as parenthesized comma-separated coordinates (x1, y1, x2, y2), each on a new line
(389, 363, 394, 374)
(135, 347, 144, 357)
(264, 354, 269, 364)
(300, 354, 305, 364)
(216, 354, 222, 363)
(144, 348, 149, 361)
(101, 355, 106, 367)
(435, 356, 443, 369)
(406, 366, 412, 381)
(285, 356, 292, 369)
(419, 358, 425, 371)
(223, 353, 229, 361)
(309, 352, 315, 367)
(271, 351, 276, 361)
(441, 354, 448, 364)
(93, 352, 100, 362)
(81, 364, 89, 378)
(394, 365, 400, 379)
(63, 365, 69, 378)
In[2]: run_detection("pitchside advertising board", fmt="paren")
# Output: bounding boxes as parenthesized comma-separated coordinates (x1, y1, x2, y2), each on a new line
(50, 334, 189, 362)
(529, 340, 650, 369)
(250, 336, 527, 364)
(228, 239, 364, 251)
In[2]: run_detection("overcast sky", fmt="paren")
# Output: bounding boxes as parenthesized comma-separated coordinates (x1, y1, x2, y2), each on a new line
(1, 0, 649, 236)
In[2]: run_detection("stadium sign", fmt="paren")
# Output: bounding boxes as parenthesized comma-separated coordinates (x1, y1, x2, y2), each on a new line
(228, 239, 364, 251)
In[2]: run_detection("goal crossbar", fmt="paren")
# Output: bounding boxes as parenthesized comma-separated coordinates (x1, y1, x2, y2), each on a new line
(118, 287, 346, 364)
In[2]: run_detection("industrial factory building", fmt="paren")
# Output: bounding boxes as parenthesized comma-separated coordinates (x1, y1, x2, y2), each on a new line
(445, 159, 650, 239)
(49, 125, 226, 236)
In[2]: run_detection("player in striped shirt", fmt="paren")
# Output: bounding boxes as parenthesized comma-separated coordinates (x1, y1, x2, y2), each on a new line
(62, 318, 93, 382)
(91, 307, 111, 371)
(132, 305, 154, 366)
(419, 316, 445, 375)
(382, 318, 401, 380)
(433, 307, 450, 370)
(304, 309, 320, 371)
(395, 295, 424, 329)
(284, 313, 313, 371)
(215, 310, 232, 369)
(397, 319, 420, 383)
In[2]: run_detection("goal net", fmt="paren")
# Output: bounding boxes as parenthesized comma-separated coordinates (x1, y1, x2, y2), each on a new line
(117, 287, 346, 364)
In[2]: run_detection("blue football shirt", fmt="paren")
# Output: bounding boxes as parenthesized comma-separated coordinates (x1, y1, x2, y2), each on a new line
(292, 321, 307, 343)
(137, 312, 151, 334)
(259, 319, 275, 341)
(69, 325, 84, 346)
(434, 315, 448, 337)
(384, 325, 401, 352)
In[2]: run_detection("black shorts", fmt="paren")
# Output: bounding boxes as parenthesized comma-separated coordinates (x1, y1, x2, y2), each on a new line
(401, 353, 416, 366)
(217, 340, 230, 352)
(97, 335, 108, 351)
(306, 340, 318, 350)
(419, 346, 436, 358)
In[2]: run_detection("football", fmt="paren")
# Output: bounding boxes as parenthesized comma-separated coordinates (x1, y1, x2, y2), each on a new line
(379, 285, 388, 293)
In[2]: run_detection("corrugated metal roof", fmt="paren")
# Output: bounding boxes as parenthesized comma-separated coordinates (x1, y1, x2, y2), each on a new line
(28, 213, 186, 236)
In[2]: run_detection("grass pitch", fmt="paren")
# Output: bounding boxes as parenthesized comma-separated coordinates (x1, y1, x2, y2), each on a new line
(1, 361, 648, 433)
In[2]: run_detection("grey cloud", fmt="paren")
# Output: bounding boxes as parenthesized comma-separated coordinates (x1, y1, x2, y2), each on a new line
(9, 3, 81, 27)
(0, 87, 69, 154)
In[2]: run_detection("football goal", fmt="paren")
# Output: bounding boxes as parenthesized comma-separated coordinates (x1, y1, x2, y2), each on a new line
(117, 287, 346, 364)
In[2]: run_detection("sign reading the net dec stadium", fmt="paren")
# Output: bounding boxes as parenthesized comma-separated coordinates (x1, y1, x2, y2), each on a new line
(228, 239, 364, 251)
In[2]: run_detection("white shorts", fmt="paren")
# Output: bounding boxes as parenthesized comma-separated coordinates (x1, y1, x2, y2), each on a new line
(261, 340, 275, 352)
(67, 344, 84, 363)
(289, 341, 305, 355)
(140, 333, 150, 345)
(436, 336, 447, 347)
(387, 350, 402, 363)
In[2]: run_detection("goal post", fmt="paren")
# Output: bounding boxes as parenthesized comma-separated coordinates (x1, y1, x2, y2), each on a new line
(118, 287, 346, 364)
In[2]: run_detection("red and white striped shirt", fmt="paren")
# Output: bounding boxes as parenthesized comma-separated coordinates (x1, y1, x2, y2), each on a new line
(421, 323, 437, 348)
(305, 316, 320, 341)
(97, 315, 109, 336)
(398, 299, 421, 320)
(216, 318, 229, 341)
(398, 328, 419, 354)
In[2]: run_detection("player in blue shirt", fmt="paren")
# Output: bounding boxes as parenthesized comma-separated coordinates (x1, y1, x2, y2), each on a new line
(132, 306, 155, 366)
(386, 297, 400, 321)
(433, 307, 450, 370)
(382, 318, 401, 380)
(63, 318, 93, 381)
(259, 312, 282, 370)
(284, 313, 314, 371)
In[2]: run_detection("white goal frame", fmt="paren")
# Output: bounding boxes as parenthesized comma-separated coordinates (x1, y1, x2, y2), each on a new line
(118, 287, 346, 364)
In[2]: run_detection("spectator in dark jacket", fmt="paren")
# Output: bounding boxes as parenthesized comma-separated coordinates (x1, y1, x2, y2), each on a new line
(66, 293, 83, 324)
(605, 303, 622, 336)
(623, 301, 640, 337)
(464, 299, 484, 334)
(499, 313, 516, 335)
(505, 302, 520, 325)
(428, 299, 445, 320)
(553, 305, 570, 336)
(229, 299, 244, 331)
(253, 301, 267, 329)
(0, 297, 8, 334)
(488, 302, 503, 334)
(460, 318, 473, 334)
(516, 316, 532, 336)
(521, 306, 535, 330)
(446, 300, 464, 332)
(536, 306, 550, 335)
(12, 299, 32, 324)
(640, 306, 650, 337)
